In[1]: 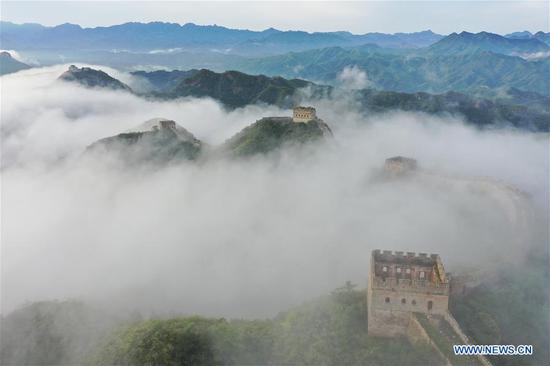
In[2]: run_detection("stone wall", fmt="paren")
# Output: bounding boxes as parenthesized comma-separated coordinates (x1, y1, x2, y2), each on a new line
(370, 286, 449, 315)
(408, 314, 452, 366)
(444, 311, 493, 366)
(368, 308, 411, 337)
(371, 277, 449, 296)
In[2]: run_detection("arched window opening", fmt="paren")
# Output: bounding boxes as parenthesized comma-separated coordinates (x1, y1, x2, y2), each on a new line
(385, 297, 390, 303)
(428, 300, 433, 311)
(401, 298, 406, 304)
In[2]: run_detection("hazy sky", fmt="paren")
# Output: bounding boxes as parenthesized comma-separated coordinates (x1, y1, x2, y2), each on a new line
(1, 1, 548, 34)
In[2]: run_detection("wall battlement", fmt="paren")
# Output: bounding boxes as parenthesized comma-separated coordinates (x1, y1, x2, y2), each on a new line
(159, 120, 176, 129)
(373, 249, 440, 264)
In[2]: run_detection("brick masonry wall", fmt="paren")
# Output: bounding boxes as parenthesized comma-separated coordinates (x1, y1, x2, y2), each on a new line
(370, 287, 449, 315)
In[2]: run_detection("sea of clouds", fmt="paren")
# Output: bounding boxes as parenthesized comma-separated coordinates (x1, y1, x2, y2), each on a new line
(1, 65, 548, 318)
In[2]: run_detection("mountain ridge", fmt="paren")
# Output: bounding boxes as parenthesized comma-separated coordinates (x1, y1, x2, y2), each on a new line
(57, 65, 550, 131)
(428, 31, 550, 56)
(167, 69, 328, 108)
(505, 30, 550, 45)
(87, 114, 333, 163)
(58, 65, 131, 90)
(1, 20, 445, 55)
(239, 45, 550, 97)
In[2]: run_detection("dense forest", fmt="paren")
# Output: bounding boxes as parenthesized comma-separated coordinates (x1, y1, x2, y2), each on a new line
(1, 285, 440, 366)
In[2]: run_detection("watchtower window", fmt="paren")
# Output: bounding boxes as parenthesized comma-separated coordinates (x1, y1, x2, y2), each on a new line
(401, 298, 406, 304)
(396, 267, 402, 274)
(385, 297, 390, 303)
(419, 271, 425, 279)
(412, 300, 417, 305)
(428, 300, 433, 311)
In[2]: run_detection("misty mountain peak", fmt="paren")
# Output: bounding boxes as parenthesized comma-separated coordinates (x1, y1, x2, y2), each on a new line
(0, 51, 31, 75)
(54, 22, 82, 30)
(221, 115, 332, 157)
(58, 65, 132, 91)
(87, 118, 203, 163)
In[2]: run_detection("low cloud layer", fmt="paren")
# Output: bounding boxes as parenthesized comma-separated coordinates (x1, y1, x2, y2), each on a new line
(518, 51, 550, 60)
(337, 65, 372, 90)
(1, 66, 548, 318)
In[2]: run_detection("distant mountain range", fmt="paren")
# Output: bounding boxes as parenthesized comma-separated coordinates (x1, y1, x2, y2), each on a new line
(238, 33, 550, 97)
(4, 24, 545, 101)
(230, 30, 444, 56)
(58, 66, 550, 131)
(4, 22, 549, 105)
(3, 21, 548, 58)
(0, 21, 445, 56)
(0, 51, 30, 75)
(428, 31, 549, 56)
(505, 30, 550, 44)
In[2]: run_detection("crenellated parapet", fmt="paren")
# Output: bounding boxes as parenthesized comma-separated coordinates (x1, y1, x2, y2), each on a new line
(371, 249, 448, 285)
